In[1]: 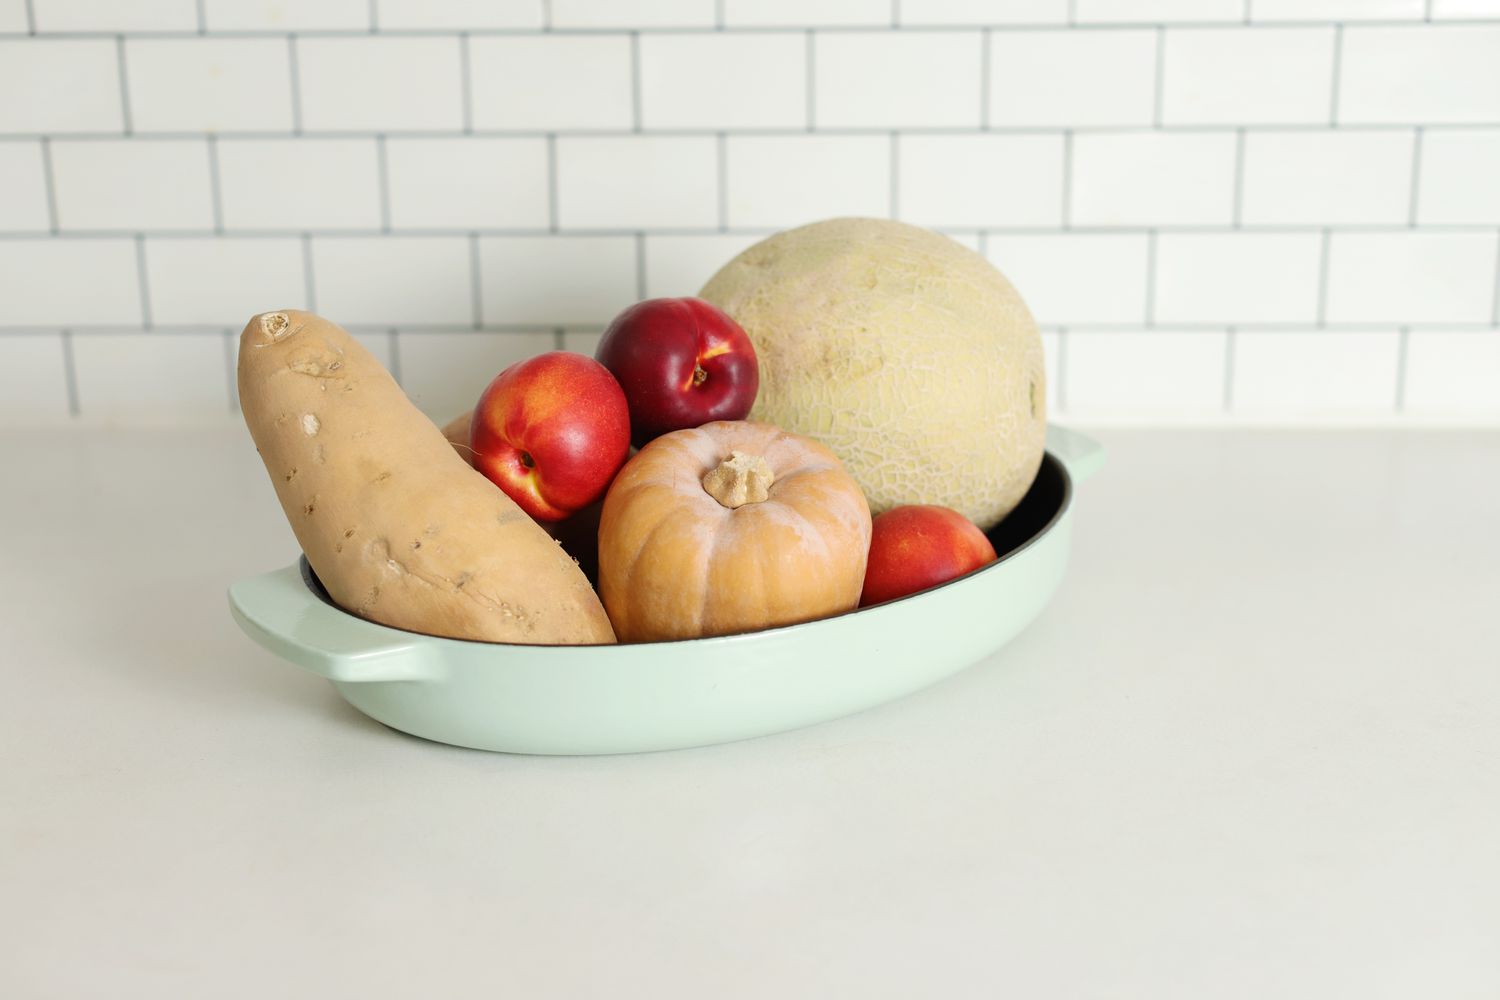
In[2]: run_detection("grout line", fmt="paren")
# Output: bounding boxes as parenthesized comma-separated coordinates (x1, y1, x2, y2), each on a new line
(368, 0, 378, 32)
(223, 329, 238, 414)
(1424, 0, 1433, 20)
(301, 233, 317, 311)
(288, 36, 303, 135)
(1144, 229, 1157, 324)
(116, 36, 133, 135)
(387, 328, 402, 385)
(459, 33, 473, 133)
(134, 234, 152, 328)
(1232, 127, 1245, 227)
(24, 0, 34, 34)
(375, 134, 391, 233)
(715, 0, 725, 30)
(206, 134, 224, 234)
(716, 131, 728, 231)
(889, 132, 899, 219)
(1492, 229, 1500, 325)
(1152, 26, 1165, 128)
(1061, 130, 1072, 229)
(1316, 227, 1332, 326)
(1395, 326, 1409, 411)
(39, 137, 59, 234)
(552, 327, 564, 350)
(546, 133, 559, 232)
(469, 233, 482, 329)
(806, 31, 816, 130)
(1407, 126, 1423, 227)
(979, 28, 991, 128)
(1056, 328, 1068, 412)
(1223, 326, 1236, 412)
(977, 230, 988, 257)
(195, 0, 206, 33)
(891, 0, 900, 28)
(1243, 0, 1252, 23)
(635, 232, 647, 299)
(1066, 0, 1076, 27)
(541, 0, 552, 31)
(61, 329, 79, 417)
(1329, 24, 1343, 125)
(629, 31, 642, 132)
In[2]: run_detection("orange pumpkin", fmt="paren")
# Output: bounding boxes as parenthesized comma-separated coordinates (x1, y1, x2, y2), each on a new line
(598, 420, 872, 642)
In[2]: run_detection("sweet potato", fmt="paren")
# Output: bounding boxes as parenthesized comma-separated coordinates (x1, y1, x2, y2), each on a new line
(237, 310, 615, 645)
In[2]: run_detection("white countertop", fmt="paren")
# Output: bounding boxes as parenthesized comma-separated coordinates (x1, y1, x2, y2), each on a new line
(2, 426, 1498, 998)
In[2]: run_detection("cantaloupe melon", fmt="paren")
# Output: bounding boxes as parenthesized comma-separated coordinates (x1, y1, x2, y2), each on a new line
(698, 217, 1046, 530)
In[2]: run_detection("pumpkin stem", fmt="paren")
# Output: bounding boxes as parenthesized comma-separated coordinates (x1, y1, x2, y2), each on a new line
(702, 451, 773, 509)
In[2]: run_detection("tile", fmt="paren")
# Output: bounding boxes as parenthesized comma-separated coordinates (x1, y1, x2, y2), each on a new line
(386, 138, 550, 230)
(376, 0, 542, 29)
(1155, 232, 1322, 324)
(0, 239, 141, 325)
(145, 238, 307, 326)
(1161, 27, 1335, 126)
(1232, 330, 1400, 416)
(469, 35, 634, 130)
(1403, 331, 1500, 415)
(1039, 330, 1062, 411)
(556, 136, 717, 230)
(297, 36, 464, 132)
(639, 33, 807, 129)
(560, 329, 605, 357)
(50, 140, 214, 232)
(1241, 130, 1413, 226)
(0, 143, 51, 233)
(311, 237, 473, 326)
(898, 134, 1064, 228)
(126, 38, 294, 133)
(0, 0, 26, 31)
(396, 330, 555, 421)
(0, 40, 122, 133)
(985, 233, 1150, 325)
(725, 134, 890, 229)
(724, 0, 889, 25)
(1066, 331, 1228, 416)
(1339, 25, 1500, 124)
(1070, 132, 1237, 226)
(643, 233, 764, 299)
(549, 0, 714, 27)
(478, 236, 637, 325)
(1074, 0, 1241, 19)
(814, 31, 983, 128)
(1416, 129, 1500, 225)
(1429, 0, 1500, 15)
(347, 329, 395, 377)
(988, 30, 1156, 127)
(32, 0, 197, 30)
(898, 0, 1068, 24)
(217, 138, 381, 231)
(1249, 0, 1423, 18)
(0, 335, 71, 423)
(201, 0, 368, 29)
(71, 333, 228, 422)
(1325, 232, 1497, 324)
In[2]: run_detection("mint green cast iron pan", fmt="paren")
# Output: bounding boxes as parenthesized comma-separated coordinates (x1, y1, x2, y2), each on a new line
(228, 426, 1102, 755)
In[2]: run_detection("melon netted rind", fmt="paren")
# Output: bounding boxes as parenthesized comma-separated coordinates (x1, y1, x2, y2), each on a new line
(698, 217, 1046, 531)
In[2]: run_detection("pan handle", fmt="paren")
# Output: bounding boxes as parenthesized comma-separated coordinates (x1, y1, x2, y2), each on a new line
(1046, 425, 1105, 485)
(228, 563, 442, 683)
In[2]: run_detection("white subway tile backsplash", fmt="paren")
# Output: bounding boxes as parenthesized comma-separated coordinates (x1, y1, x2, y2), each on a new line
(1074, 0, 1242, 21)
(644, 234, 764, 298)
(32, 0, 197, 31)
(725, 135, 890, 229)
(0, 336, 70, 423)
(1249, 0, 1423, 19)
(985, 234, 1150, 325)
(478, 236, 637, 325)
(1155, 233, 1322, 324)
(1429, 0, 1500, 17)
(1161, 28, 1335, 126)
(50, 140, 213, 232)
(898, 134, 1064, 228)
(1339, 26, 1500, 125)
(1232, 330, 1401, 416)
(560, 329, 605, 357)
(1325, 232, 1498, 325)
(71, 333, 227, 421)
(1039, 330, 1061, 407)
(297, 37, 464, 133)
(0, 240, 141, 325)
(469, 36, 634, 131)
(375, 0, 542, 29)
(549, 0, 714, 28)
(126, 39, 294, 134)
(386, 138, 550, 230)
(218, 139, 381, 231)
(1071, 132, 1237, 226)
(1404, 331, 1500, 416)
(1241, 130, 1413, 226)
(202, 0, 369, 30)
(145, 238, 306, 326)
(348, 330, 396, 376)
(899, 0, 1068, 24)
(987, 30, 1156, 127)
(639, 33, 807, 129)
(1417, 129, 1500, 225)
(0, 0, 27, 32)
(726, 0, 888, 26)
(1066, 331, 1229, 417)
(815, 31, 983, 128)
(0, 40, 122, 134)
(556, 136, 717, 230)
(397, 331, 555, 420)
(0, 144, 50, 232)
(312, 237, 473, 326)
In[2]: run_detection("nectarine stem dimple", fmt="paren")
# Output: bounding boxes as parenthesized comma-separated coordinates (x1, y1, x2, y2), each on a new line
(520, 452, 534, 469)
(702, 451, 773, 509)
